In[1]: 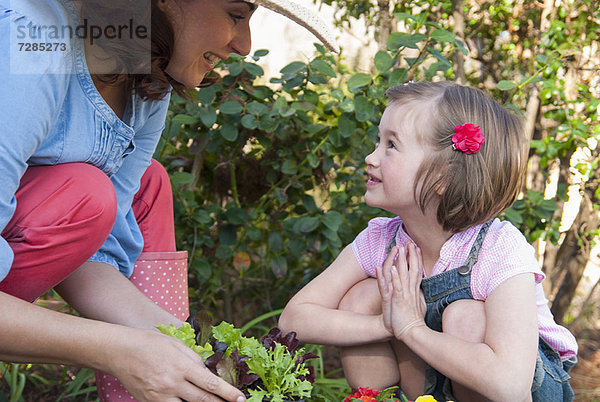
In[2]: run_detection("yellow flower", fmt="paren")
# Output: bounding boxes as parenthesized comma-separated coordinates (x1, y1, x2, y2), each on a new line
(414, 396, 437, 402)
(412, 397, 454, 402)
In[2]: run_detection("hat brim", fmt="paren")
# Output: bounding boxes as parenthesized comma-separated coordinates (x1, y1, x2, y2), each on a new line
(247, 0, 339, 53)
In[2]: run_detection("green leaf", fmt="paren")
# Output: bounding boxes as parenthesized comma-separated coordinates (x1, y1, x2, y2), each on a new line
(280, 61, 306, 76)
(389, 68, 407, 85)
(228, 62, 243, 76)
(374, 51, 394, 73)
(193, 209, 211, 224)
(294, 216, 320, 233)
(220, 100, 244, 115)
(219, 224, 237, 246)
(310, 59, 336, 77)
(156, 323, 214, 360)
(226, 207, 249, 225)
(338, 114, 357, 138)
(307, 152, 319, 168)
(244, 63, 264, 77)
(258, 114, 279, 132)
(321, 210, 343, 231)
(270, 256, 288, 278)
(172, 114, 197, 125)
(281, 159, 298, 175)
(170, 171, 194, 185)
(354, 96, 376, 122)
(220, 124, 238, 141)
(502, 207, 523, 226)
(387, 32, 426, 50)
(347, 73, 372, 91)
(430, 29, 456, 43)
(241, 114, 258, 129)
(253, 49, 269, 57)
(268, 231, 283, 252)
(247, 101, 270, 116)
(198, 106, 217, 127)
(497, 80, 517, 91)
(197, 86, 217, 104)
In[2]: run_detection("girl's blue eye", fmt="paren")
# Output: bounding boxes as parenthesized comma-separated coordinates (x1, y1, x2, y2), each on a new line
(387, 141, 396, 149)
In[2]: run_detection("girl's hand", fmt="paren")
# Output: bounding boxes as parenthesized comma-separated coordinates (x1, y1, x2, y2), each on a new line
(387, 243, 427, 341)
(107, 328, 245, 402)
(376, 247, 398, 335)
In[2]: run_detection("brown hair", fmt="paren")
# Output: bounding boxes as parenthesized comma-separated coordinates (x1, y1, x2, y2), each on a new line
(80, 0, 190, 100)
(386, 81, 528, 233)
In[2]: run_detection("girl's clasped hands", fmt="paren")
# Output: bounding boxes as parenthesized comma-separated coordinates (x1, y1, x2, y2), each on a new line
(377, 243, 427, 342)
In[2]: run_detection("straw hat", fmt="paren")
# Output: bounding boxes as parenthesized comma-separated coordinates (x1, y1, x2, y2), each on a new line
(247, 0, 339, 53)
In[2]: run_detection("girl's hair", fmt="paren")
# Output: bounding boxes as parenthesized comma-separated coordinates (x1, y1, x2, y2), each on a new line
(386, 81, 528, 233)
(79, 0, 191, 100)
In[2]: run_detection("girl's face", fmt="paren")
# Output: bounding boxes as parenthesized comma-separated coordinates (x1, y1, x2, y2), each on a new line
(365, 102, 433, 216)
(159, 0, 256, 88)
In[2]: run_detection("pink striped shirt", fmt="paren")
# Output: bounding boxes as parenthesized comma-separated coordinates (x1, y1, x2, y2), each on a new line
(352, 216, 578, 360)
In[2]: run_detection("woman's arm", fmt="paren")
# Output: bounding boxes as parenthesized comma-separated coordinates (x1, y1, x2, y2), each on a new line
(279, 245, 393, 346)
(54, 261, 180, 329)
(383, 244, 538, 401)
(0, 281, 245, 402)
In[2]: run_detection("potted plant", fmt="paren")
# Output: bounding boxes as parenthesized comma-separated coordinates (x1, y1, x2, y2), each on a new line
(157, 321, 317, 402)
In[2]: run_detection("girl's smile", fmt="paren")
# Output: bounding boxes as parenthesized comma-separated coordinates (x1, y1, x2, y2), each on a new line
(367, 172, 382, 186)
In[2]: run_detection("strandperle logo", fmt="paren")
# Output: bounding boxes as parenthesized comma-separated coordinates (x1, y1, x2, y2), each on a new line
(9, 0, 150, 75)
(15, 18, 148, 46)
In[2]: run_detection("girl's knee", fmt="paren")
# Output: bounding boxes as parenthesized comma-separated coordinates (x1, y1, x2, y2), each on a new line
(338, 278, 381, 314)
(442, 299, 486, 343)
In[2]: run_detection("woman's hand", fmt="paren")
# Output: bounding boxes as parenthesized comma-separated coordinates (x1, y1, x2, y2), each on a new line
(378, 244, 427, 341)
(107, 328, 245, 402)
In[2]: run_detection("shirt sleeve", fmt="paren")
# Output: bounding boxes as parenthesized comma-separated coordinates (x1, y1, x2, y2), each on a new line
(0, 6, 71, 281)
(351, 217, 401, 277)
(88, 94, 171, 277)
(471, 220, 545, 300)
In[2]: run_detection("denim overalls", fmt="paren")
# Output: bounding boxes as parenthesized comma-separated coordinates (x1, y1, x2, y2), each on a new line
(393, 222, 575, 401)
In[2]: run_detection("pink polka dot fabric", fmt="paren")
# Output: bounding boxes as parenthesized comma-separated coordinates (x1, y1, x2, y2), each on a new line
(95, 251, 189, 401)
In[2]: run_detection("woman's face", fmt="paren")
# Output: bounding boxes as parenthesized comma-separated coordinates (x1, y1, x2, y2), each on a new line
(160, 0, 256, 88)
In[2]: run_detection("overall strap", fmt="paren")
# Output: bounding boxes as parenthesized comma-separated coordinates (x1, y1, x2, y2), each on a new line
(386, 221, 402, 254)
(456, 220, 493, 276)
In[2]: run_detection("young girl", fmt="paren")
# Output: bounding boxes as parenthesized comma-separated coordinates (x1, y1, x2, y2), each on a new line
(279, 81, 578, 401)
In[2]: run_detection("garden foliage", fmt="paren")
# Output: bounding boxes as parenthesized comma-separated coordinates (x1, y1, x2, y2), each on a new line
(156, 14, 472, 325)
(2, 0, 598, 399)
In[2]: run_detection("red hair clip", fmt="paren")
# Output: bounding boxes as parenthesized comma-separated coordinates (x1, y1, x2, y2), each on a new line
(452, 123, 485, 154)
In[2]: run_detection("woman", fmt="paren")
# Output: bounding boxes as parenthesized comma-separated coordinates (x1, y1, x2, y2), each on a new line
(0, 0, 338, 400)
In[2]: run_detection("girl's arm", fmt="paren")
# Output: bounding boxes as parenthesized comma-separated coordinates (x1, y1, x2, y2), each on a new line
(383, 244, 538, 401)
(279, 245, 393, 346)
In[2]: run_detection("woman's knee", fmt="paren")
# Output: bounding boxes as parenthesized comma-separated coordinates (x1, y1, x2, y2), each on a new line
(64, 163, 117, 231)
(139, 159, 172, 200)
(338, 278, 381, 314)
(442, 299, 486, 343)
(14, 163, 116, 232)
(134, 160, 176, 251)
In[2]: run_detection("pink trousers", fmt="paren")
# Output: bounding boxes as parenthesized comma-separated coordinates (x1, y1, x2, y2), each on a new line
(0, 160, 189, 401)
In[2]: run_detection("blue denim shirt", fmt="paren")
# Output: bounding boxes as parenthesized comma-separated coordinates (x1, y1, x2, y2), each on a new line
(0, 0, 171, 280)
